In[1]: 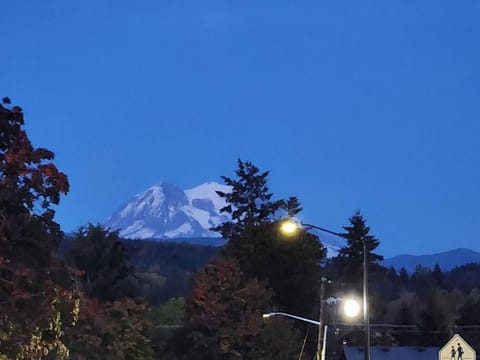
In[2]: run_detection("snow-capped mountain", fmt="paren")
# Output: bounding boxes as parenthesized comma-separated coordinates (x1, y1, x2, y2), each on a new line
(105, 182, 231, 239)
(105, 181, 346, 255)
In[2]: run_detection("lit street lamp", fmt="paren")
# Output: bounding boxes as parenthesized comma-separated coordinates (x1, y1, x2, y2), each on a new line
(344, 298, 361, 318)
(280, 219, 371, 360)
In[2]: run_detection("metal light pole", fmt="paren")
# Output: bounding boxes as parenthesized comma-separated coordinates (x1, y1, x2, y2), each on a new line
(363, 237, 371, 360)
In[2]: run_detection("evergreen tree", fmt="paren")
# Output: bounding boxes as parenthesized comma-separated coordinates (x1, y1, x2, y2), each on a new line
(410, 266, 436, 297)
(212, 159, 301, 239)
(432, 263, 444, 287)
(458, 289, 480, 326)
(398, 267, 410, 286)
(418, 287, 464, 344)
(224, 221, 326, 317)
(66, 225, 156, 359)
(444, 263, 480, 292)
(329, 211, 384, 292)
(213, 160, 325, 316)
(68, 224, 133, 301)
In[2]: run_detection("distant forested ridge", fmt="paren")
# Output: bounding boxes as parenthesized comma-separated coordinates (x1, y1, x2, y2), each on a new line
(382, 248, 480, 273)
(60, 236, 220, 303)
(126, 239, 220, 303)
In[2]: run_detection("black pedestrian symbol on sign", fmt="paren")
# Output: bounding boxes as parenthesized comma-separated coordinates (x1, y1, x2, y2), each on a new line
(451, 345, 456, 359)
(457, 343, 464, 360)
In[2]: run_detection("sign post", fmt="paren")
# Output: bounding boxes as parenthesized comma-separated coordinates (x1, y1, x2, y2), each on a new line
(439, 334, 476, 360)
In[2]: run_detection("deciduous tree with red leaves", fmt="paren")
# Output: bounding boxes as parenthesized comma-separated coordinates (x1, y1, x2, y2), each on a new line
(0, 97, 69, 265)
(181, 257, 302, 360)
(0, 98, 77, 359)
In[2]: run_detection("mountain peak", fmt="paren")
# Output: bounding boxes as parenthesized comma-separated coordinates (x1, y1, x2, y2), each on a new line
(105, 181, 231, 239)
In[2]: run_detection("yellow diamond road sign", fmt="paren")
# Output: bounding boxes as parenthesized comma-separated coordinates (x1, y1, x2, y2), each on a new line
(439, 334, 476, 360)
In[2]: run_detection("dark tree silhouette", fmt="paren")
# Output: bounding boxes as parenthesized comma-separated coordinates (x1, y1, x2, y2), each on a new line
(0, 98, 69, 266)
(329, 211, 384, 292)
(181, 257, 302, 360)
(68, 224, 133, 301)
(212, 159, 301, 239)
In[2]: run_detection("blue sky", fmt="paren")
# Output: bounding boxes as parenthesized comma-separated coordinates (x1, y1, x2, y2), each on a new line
(2, 0, 479, 257)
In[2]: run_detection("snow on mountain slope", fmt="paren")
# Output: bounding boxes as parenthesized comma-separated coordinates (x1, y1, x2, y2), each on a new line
(185, 182, 231, 213)
(105, 182, 231, 239)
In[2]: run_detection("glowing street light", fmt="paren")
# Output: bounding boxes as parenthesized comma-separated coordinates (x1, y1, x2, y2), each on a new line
(344, 298, 361, 318)
(279, 220, 298, 235)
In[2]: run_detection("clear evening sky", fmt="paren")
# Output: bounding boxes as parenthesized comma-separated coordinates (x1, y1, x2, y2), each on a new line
(3, 1, 479, 257)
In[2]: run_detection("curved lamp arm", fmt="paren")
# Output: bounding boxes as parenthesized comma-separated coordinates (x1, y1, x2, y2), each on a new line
(262, 312, 320, 326)
(279, 218, 346, 239)
(302, 223, 346, 238)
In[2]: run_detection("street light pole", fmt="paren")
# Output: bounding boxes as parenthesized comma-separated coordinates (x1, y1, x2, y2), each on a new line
(363, 237, 371, 360)
(321, 324, 328, 360)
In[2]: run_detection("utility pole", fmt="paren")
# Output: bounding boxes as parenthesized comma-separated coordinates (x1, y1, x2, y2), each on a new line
(316, 277, 330, 360)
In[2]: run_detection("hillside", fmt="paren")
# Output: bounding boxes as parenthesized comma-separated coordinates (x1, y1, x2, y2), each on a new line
(382, 248, 480, 272)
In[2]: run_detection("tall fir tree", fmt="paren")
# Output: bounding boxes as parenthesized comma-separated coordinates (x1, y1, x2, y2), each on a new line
(328, 211, 384, 293)
(212, 159, 301, 239)
(224, 221, 326, 317)
(213, 159, 325, 316)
